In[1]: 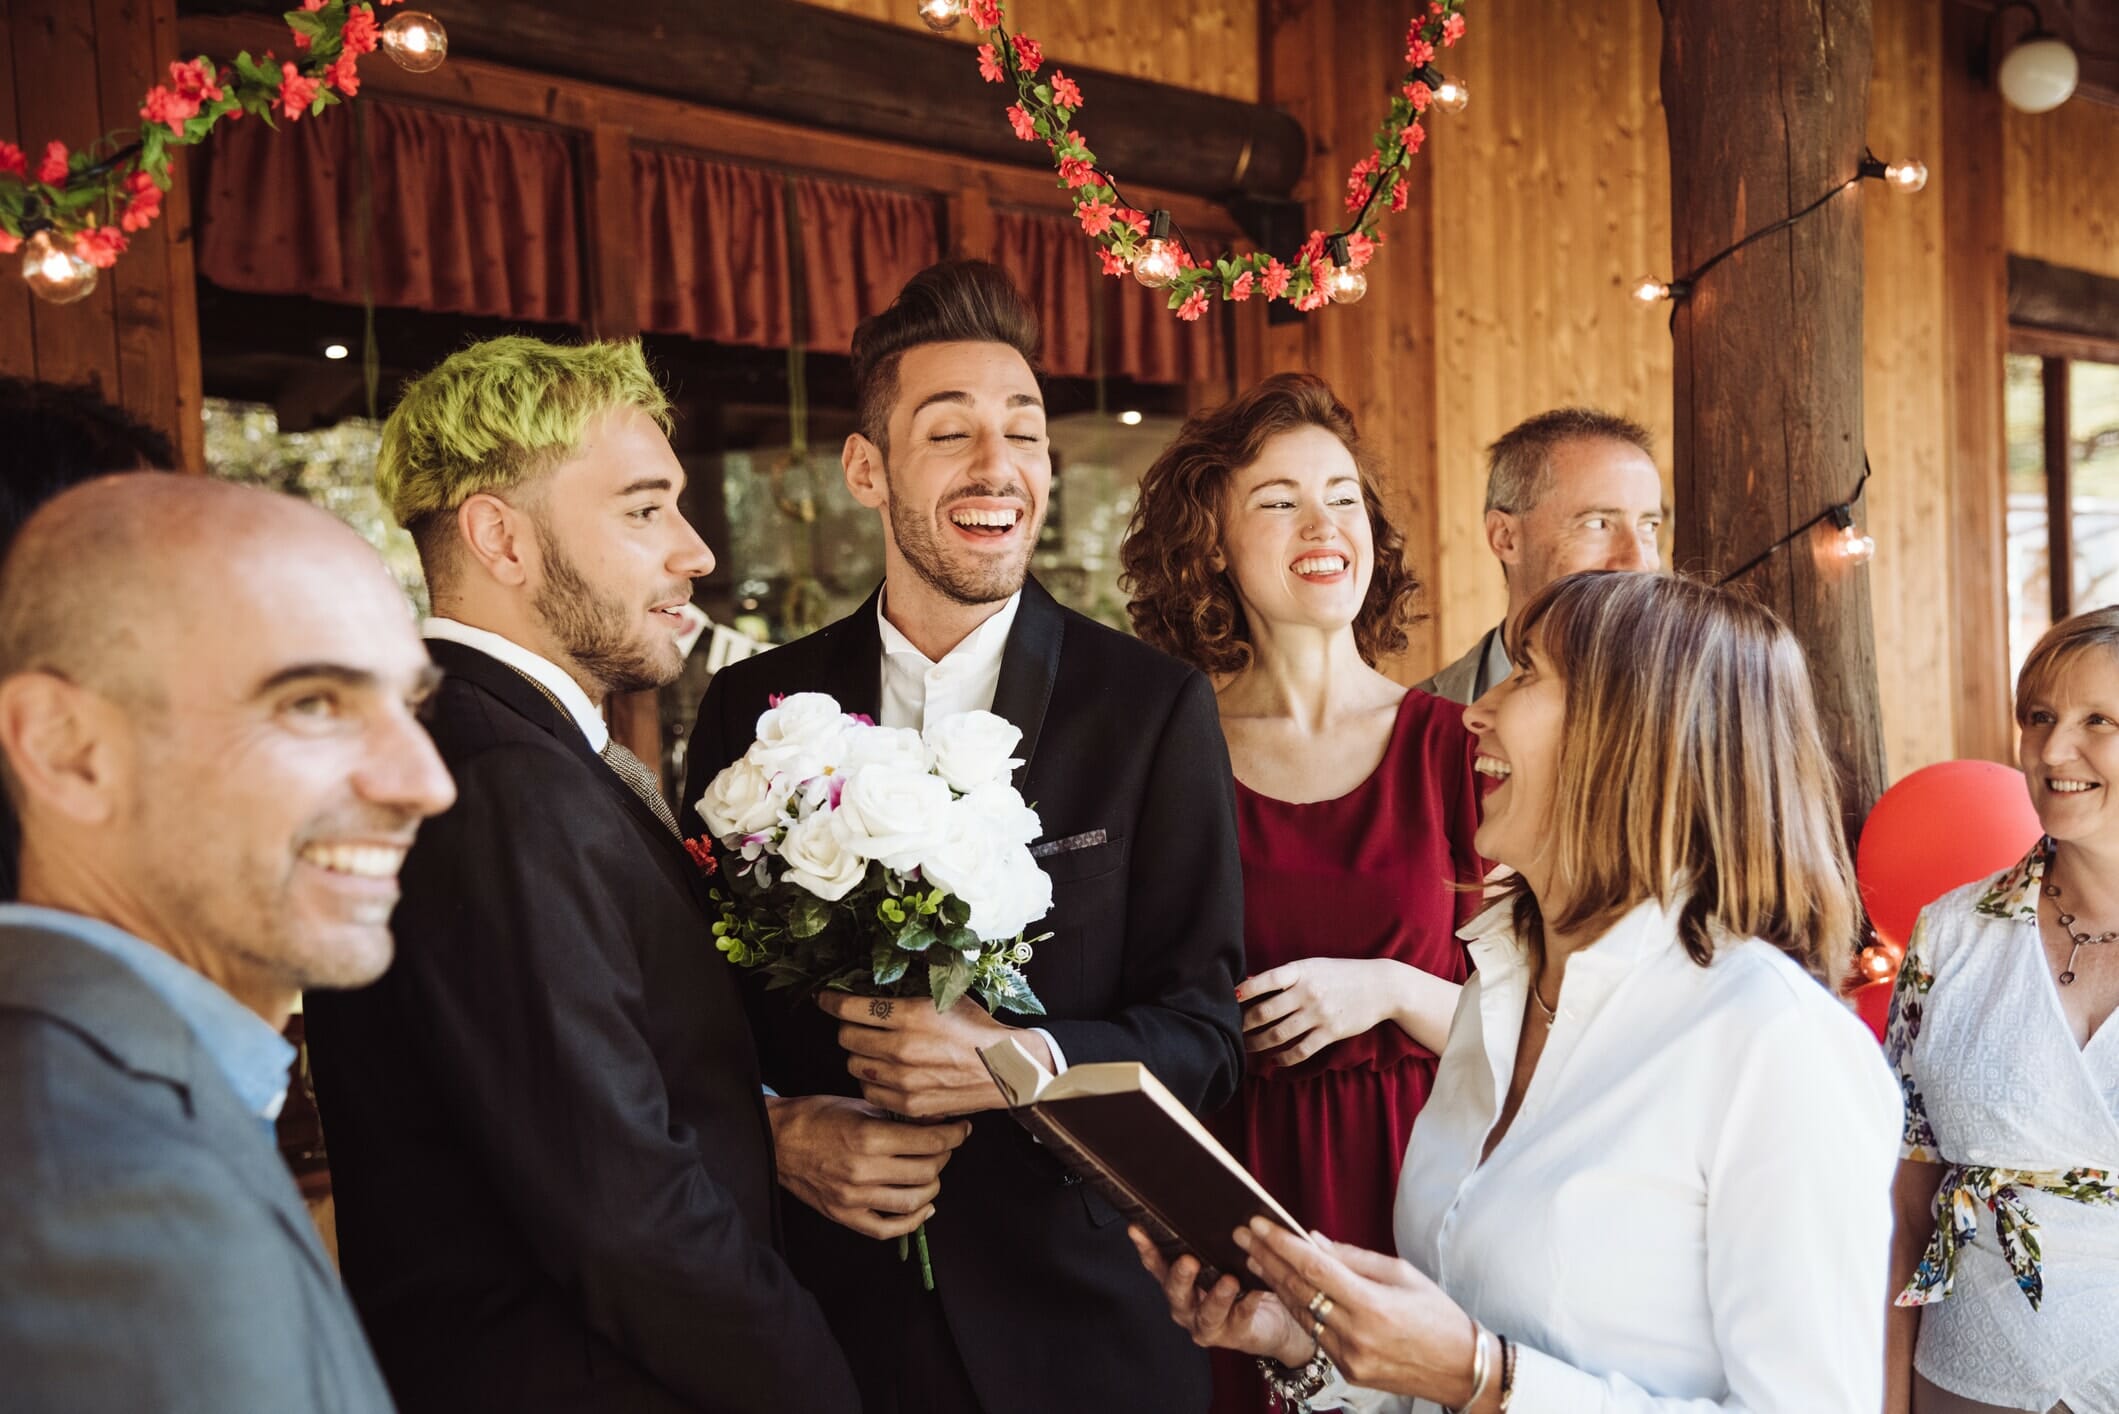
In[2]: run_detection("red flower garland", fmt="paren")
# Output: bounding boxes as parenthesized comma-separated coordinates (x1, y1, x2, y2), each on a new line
(970, 0, 1472, 316)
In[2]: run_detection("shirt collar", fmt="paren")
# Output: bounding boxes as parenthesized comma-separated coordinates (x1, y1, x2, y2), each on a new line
(0, 903, 296, 1121)
(1478, 625, 1514, 698)
(1974, 840, 2050, 925)
(876, 590, 1023, 676)
(424, 617, 609, 751)
(1459, 891, 1687, 985)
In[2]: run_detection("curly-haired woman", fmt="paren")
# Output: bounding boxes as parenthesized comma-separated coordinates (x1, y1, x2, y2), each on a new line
(1121, 373, 1484, 1414)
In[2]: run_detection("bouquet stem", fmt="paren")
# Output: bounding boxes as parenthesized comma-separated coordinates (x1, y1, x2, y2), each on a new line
(898, 1224, 936, 1291)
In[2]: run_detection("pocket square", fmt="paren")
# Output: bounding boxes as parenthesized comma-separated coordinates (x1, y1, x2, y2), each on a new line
(1030, 828, 1108, 859)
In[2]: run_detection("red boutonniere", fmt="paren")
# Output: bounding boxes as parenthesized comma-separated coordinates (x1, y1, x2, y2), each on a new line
(683, 836, 719, 875)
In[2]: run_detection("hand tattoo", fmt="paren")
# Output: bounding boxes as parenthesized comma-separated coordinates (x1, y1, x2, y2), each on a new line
(869, 998, 895, 1021)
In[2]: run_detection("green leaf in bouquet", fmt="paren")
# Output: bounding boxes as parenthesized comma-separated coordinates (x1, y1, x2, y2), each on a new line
(788, 892, 834, 939)
(979, 965, 1046, 1018)
(871, 944, 911, 988)
(930, 953, 975, 1012)
(896, 924, 937, 953)
(941, 924, 980, 955)
(940, 895, 972, 929)
(879, 897, 907, 925)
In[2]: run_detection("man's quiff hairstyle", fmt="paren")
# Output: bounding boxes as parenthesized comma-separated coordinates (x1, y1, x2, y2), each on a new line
(379, 335, 672, 582)
(849, 259, 1040, 455)
(1484, 406, 1655, 515)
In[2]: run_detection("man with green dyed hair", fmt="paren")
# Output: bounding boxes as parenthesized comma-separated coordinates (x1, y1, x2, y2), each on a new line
(306, 335, 860, 1414)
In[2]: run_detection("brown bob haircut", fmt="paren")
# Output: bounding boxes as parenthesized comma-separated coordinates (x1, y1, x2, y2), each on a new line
(1121, 373, 1423, 676)
(849, 259, 1041, 455)
(2015, 606, 2119, 723)
(1495, 571, 1859, 985)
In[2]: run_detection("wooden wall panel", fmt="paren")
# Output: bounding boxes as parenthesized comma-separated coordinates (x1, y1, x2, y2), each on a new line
(796, 0, 1258, 103)
(2006, 94, 2119, 282)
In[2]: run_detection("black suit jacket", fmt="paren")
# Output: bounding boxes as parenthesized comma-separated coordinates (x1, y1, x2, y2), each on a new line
(682, 579, 1246, 1414)
(305, 640, 858, 1414)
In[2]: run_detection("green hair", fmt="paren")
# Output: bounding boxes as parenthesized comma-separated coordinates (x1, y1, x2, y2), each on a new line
(378, 335, 673, 556)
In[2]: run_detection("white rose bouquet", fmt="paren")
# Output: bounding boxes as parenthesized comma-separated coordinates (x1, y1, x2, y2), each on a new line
(697, 692, 1051, 1019)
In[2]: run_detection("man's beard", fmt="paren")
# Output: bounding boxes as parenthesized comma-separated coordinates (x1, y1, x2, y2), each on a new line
(884, 464, 1040, 607)
(532, 519, 683, 696)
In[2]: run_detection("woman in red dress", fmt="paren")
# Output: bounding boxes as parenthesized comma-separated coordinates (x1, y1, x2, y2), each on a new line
(1122, 373, 1486, 1414)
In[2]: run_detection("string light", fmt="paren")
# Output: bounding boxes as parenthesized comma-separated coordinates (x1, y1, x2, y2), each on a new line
(1858, 152, 1929, 194)
(1829, 504, 1876, 564)
(1631, 276, 1691, 306)
(1117, 410, 1143, 426)
(21, 229, 97, 304)
(380, 10, 449, 73)
(324, 342, 350, 360)
(1133, 210, 1182, 291)
(1431, 75, 1470, 113)
(1323, 236, 1368, 304)
(1857, 943, 1900, 985)
(917, 0, 966, 31)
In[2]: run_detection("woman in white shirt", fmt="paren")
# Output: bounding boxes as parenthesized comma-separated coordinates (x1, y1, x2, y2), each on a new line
(1132, 570, 1903, 1413)
(1884, 608, 2119, 1414)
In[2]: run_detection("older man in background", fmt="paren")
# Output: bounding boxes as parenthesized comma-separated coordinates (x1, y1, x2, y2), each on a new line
(0, 476, 456, 1412)
(1418, 407, 1666, 704)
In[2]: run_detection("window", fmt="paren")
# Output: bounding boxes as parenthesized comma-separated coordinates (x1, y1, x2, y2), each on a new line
(2004, 344, 2119, 681)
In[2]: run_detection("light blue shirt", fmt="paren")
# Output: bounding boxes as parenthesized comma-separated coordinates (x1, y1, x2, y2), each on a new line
(0, 903, 296, 1125)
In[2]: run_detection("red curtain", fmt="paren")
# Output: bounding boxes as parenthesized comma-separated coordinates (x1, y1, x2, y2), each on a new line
(196, 100, 583, 324)
(993, 208, 1227, 386)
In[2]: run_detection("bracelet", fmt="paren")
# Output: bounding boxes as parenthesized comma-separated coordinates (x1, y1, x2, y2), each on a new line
(1256, 1342, 1336, 1413)
(1447, 1314, 1491, 1412)
(1498, 1335, 1517, 1411)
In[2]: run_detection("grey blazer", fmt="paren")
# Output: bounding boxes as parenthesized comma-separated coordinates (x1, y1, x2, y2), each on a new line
(0, 922, 395, 1413)
(1415, 624, 1506, 707)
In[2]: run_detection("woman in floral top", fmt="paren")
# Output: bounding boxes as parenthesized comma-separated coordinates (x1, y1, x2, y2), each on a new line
(1886, 608, 2119, 1414)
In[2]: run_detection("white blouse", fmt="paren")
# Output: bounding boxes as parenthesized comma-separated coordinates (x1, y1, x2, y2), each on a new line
(1314, 896, 1902, 1413)
(1887, 850, 2119, 1412)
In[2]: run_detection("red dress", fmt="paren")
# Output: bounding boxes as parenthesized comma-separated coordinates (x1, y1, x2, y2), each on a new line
(1207, 690, 1487, 1414)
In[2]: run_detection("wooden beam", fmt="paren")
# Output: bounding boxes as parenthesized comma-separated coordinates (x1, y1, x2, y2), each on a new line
(178, 0, 1306, 202)
(1665, 0, 1887, 829)
(2043, 355, 2072, 624)
(2009, 253, 2119, 345)
(1942, 0, 2015, 763)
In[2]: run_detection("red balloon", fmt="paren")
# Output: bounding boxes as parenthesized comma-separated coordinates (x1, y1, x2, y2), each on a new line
(1857, 760, 2042, 950)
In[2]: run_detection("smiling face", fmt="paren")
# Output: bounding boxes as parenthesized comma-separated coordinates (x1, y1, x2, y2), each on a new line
(848, 340, 1051, 607)
(1463, 633, 1568, 897)
(2019, 647, 2119, 849)
(1493, 436, 1665, 615)
(523, 406, 714, 696)
(1219, 425, 1375, 638)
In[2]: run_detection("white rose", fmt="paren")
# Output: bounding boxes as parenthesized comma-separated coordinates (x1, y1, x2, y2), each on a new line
(777, 809, 870, 902)
(830, 762, 953, 872)
(918, 798, 1003, 904)
(748, 692, 851, 782)
(696, 757, 782, 841)
(839, 723, 934, 775)
(967, 849, 1055, 942)
(956, 781, 1042, 848)
(923, 711, 1024, 793)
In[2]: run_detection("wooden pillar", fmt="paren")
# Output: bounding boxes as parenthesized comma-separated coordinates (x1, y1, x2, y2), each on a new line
(1, 0, 204, 470)
(1940, 0, 2014, 763)
(1663, 0, 1887, 830)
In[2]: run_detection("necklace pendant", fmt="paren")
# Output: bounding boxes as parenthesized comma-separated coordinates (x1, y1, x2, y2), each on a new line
(2061, 970, 2078, 986)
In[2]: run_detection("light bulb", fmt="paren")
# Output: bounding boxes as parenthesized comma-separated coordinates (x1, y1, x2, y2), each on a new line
(1836, 522, 1876, 563)
(1632, 277, 1672, 304)
(1998, 35, 2078, 114)
(21, 230, 97, 305)
(1431, 76, 1469, 114)
(1884, 158, 1928, 194)
(324, 342, 350, 360)
(1133, 211, 1180, 290)
(1857, 944, 1898, 985)
(1325, 264, 1368, 304)
(917, 0, 965, 31)
(1118, 410, 1143, 426)
(381, 10, 448, 73)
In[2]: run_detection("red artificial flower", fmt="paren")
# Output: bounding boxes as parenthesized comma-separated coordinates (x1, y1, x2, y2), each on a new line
(291, 0, 326, 49)
(1117, 206, 1150, 236)
(683, 836, 720, 875)
(73, 225, 128, 268)
(1051, 70, 1083, 109)
(173, 58, 224, 104)
(1076, 198, 1115, 236)
(1442, 13, 1466, 45)
(0, 231, 18, 256)
(1260, 258, 1291, 300)
(1007, 103, 1037, 141)
(37, 141, 68, 186)
(119, 170, 163, 232)
(1177, 290, 1209, 322)
(1230, 270, 1255, 301)
(1404, 80, 1432, 112)
(1295, 229, 1327, 267)
(1059, 154, 1095, 189)
(1346, 231, 1376, 268)
(1098, 247, 1127, 277)
(1430, 1, 1445, 12)
(968, 0, 1000, 27)
(280, 61, 321, 119)
(1294, 281, 1330, 313)
(977, 43, 1004, 83)
(1012, 34, 1043, 73)
(329, 52, 361, 96)
(342, 4, 381, 56)
(1402, 120, 1426, 156)
(140, 85, 196, 135)
(1406, 35, 1435, 67)
(0, 141, 24, 180)
(1389, 181, 1410, 213)
(1345, 152, 1378, 212)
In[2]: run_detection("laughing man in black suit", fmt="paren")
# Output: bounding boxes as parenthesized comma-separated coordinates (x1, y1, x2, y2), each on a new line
(683, 261, 1246, 1414)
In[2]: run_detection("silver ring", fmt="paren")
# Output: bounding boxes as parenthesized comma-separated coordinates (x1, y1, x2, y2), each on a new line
(1307, 1291, 1335, 1323)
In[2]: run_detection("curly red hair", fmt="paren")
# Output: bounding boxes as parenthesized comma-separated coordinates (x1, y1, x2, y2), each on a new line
(1121, 373, 1425, 676)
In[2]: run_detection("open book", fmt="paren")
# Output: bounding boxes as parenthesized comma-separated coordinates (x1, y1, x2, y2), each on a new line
(980, 1036, 1308, 1290)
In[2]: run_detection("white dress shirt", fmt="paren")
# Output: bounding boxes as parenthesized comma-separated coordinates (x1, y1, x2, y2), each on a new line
(1317, 896, 1903, 1413)
(873, 590, 1064, 1071)
(423, 617, 607, 751)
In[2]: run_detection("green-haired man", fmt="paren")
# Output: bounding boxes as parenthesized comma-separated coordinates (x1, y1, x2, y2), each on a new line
(304, 336, 860, 1413)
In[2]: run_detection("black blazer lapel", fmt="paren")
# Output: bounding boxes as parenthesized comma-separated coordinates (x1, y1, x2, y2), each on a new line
(991, 578, 1066, 782)
(818, 589, 885, 721)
